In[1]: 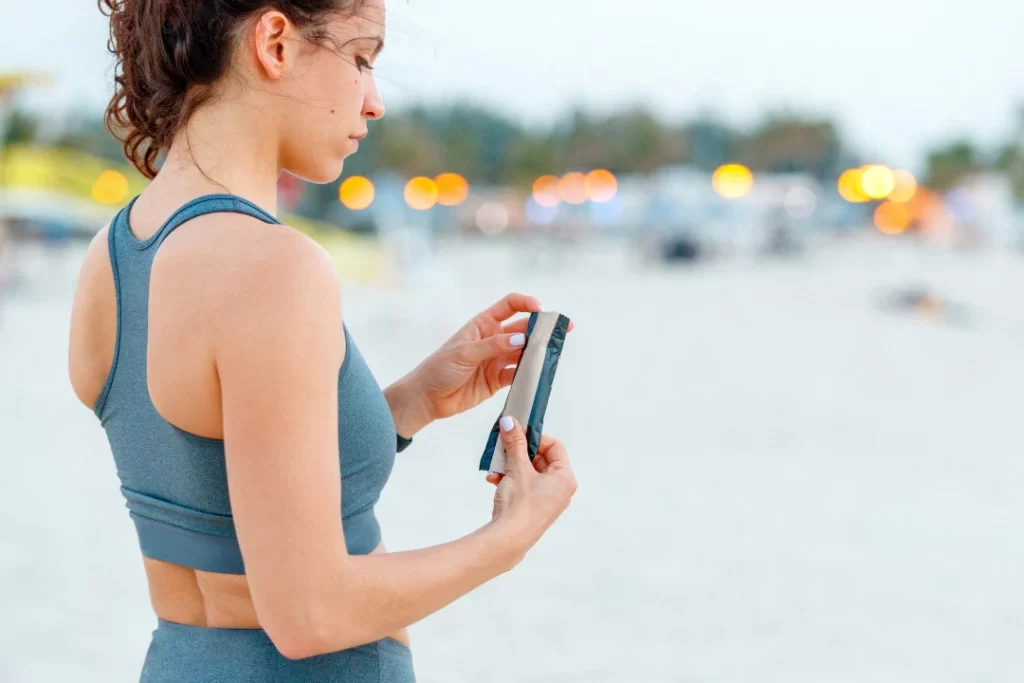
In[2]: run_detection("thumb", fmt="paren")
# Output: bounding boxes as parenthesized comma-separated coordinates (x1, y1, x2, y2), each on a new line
(499, 416, 532, 477)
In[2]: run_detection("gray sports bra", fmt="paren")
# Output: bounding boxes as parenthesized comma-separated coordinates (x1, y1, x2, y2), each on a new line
(94, 193, 408, 574)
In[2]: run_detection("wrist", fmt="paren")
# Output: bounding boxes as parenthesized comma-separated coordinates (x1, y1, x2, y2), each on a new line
(484, 515, 532, 572)
(384, 373, 434, 439)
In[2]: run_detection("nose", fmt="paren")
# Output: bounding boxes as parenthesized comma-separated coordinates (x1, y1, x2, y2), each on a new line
(362, 75, 385, 121)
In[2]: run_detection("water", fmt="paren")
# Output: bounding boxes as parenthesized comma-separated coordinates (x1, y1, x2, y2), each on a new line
(1, 237, 1023, 682)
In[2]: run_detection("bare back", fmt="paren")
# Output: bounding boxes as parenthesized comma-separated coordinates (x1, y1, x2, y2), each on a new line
(68, 193, 408, 645)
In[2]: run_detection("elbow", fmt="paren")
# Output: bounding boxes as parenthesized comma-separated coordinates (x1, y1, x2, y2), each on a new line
(263, 603, 367, 661)
(270, 625, 328, 661)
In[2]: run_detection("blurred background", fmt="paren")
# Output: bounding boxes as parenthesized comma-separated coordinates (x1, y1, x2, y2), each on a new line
(2, 1, 1023, 681)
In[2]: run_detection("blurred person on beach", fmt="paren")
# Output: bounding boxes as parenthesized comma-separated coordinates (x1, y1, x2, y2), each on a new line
(66, 1, 577, 680)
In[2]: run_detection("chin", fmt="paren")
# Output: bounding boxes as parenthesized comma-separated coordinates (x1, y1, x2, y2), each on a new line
(285, 157, 346, 185)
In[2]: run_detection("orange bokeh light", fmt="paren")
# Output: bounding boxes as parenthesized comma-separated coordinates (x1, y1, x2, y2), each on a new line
(435, 173, 469, 207)
(874, 201, 911, 235)
(559, 172, 588, 205)
(404, 177, 439, 211)
(585, 169, 618, 203)
(339, 176, 375, 210)
(532, 175, 561, 207)
(888, 170, 918, 203)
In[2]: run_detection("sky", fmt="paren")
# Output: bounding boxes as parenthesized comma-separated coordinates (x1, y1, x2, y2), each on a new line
(2, 0, 1021, 171)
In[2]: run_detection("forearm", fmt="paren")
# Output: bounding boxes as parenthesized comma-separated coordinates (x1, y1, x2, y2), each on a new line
(309, 520, 523, 654)
(383, 373, 434, 439)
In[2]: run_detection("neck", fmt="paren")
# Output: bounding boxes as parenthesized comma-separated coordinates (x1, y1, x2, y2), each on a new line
(156, 97, 282, 215)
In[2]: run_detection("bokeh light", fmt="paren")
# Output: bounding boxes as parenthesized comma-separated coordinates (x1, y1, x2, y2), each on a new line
(91, 170, 129, 205)
(861, 165, 896, 199)
(559, 172, 588, 205)
(476, 203, 510, 234)
(784, 186, 817, 218)
(435, 173, 469, 207)
(584, 169, 618, 203)
(874, 201, 910, 235)
(712, 164, 754, 199)
(525, 197, 558, 225)
(888, 170, 918, 203)
(531, 175, 561, 208)
(404, 176, 439, 211)
(838, 168, 870, 203)
(944, 188, 977, 223)
(906, 187, 940, 222)
(339, 176, 375, 210)
(589, 194, 624, 225)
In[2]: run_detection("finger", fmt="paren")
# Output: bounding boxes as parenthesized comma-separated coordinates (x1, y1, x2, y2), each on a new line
(497, 366, 517, 388)
(483, 357, 517, 392)
(485, 472, 504, 486)
(462, 333, 527, 364)
(498, 416, 532, 476)
(502, 317, 575, 336)
(489, 346, 525, 365)
(537, 435, 568, 466)
(532, 453, 549, 473)
(501, 318, 531, 336)
(480, 293, 543, 325)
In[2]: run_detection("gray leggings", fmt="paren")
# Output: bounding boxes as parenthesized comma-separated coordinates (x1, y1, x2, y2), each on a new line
(140, 619, 416, 682)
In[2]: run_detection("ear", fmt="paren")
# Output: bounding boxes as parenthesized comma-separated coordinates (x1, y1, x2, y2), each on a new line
(252, 11, 299, 80)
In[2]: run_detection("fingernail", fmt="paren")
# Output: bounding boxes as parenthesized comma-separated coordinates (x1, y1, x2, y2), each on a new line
(510, 333, 525, 347)
(500, 416, 514, 432)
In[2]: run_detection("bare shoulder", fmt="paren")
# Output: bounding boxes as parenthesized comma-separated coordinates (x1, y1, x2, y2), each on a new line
(74, 223, 113, 287)
(153, 213, 344, 359)
(158, 213, 338, 296)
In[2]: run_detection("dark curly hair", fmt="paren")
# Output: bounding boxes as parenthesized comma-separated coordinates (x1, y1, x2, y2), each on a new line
(99, 0, 366, 179)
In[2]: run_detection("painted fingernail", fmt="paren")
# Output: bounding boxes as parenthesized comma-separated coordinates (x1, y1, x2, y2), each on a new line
(500, 416, 514, 432)
(510, 333, 526, 347)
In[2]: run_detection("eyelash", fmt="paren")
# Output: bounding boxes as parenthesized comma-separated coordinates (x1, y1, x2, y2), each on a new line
(355, 56, 374, 72)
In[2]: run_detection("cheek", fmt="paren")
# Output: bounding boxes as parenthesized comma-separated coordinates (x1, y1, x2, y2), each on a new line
(328, 80, 360, 115)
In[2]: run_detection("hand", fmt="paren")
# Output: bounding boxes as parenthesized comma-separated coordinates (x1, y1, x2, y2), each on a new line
(488, 417, 577, 561)
(407, 293, 573, 423)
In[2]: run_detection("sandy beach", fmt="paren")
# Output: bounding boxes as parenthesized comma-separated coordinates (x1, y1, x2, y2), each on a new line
(2, 236, 1022, 682)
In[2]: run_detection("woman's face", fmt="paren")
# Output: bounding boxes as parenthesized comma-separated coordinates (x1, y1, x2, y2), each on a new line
(275, 0, 387, 184)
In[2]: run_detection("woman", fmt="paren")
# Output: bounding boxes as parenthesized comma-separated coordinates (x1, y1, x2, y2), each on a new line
(67, 1, 578, 680)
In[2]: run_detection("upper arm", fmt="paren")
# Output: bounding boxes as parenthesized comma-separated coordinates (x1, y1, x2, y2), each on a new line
(211, 230, 349, 641)
(68, 225, 116, 409)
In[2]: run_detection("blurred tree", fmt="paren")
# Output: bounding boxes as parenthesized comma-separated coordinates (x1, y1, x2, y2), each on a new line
(2, 106, 38, 146)
(504, 134, 559, 187)
(995, 144, 1023, 200)
(371, 116, 443, 177)
(26, 97, 1024, 215)
(54, 112, 129, 165)
(605, 107, 686, 174)
(924, 141, 982, 191)
(998, 104, 1024, 201)
(685, 118, 734, 172)
(419, 104, 520, 184)
(737, 112, 844, 179)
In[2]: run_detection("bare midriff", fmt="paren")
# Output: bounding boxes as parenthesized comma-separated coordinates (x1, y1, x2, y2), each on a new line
(145, 540, 410, 648)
